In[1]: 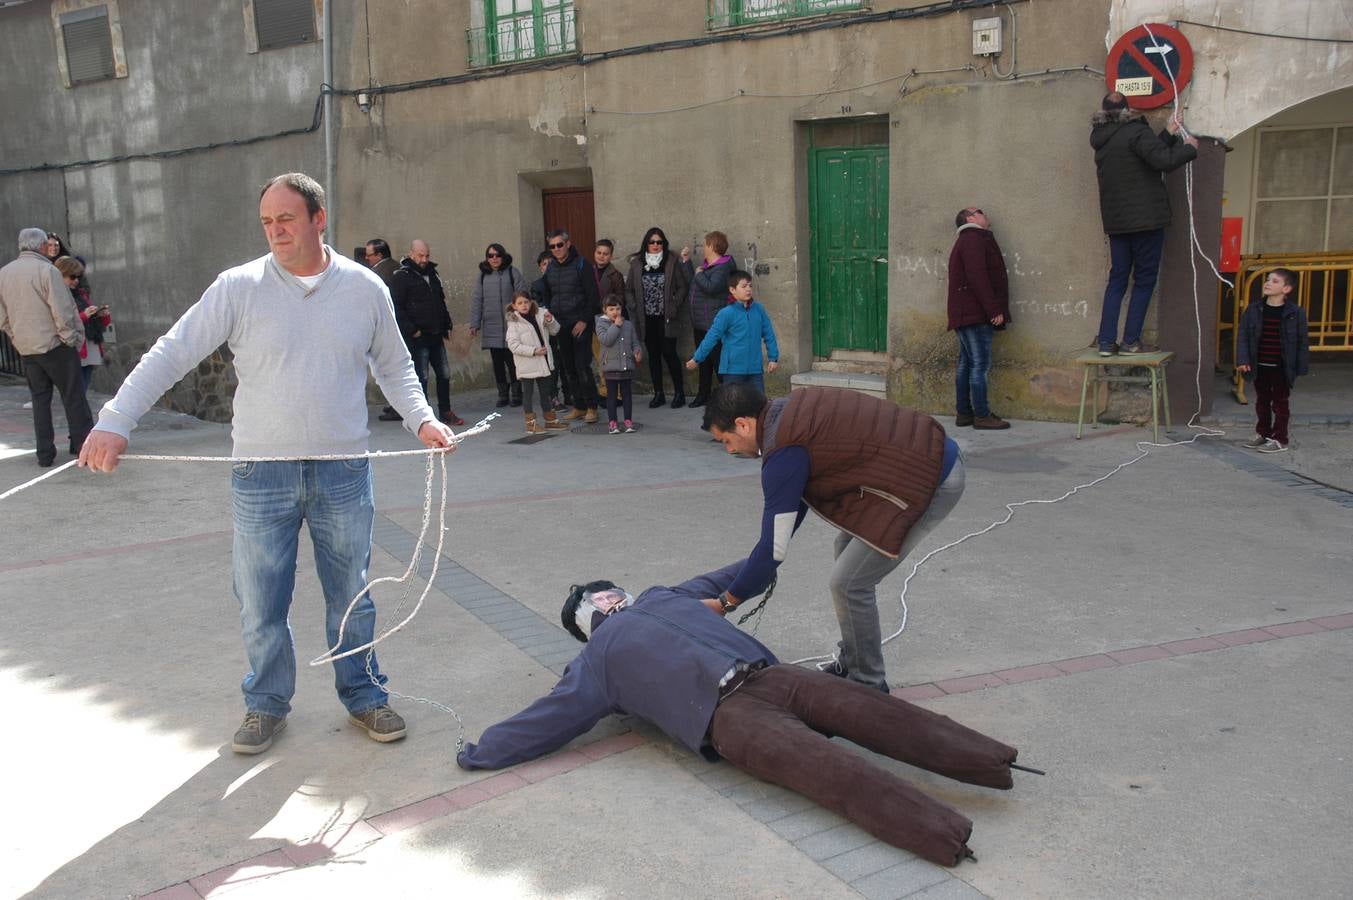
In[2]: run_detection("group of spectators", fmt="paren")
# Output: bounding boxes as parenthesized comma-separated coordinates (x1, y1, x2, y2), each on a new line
(0, 229, 112, 466)
(361, 228, 780, 434)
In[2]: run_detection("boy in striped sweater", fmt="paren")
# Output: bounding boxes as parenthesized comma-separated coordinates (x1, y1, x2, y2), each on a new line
(1236, 268, 1309, 453)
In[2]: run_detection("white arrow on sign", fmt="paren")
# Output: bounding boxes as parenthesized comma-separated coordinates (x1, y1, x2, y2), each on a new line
(1144, 43, 1174, 56)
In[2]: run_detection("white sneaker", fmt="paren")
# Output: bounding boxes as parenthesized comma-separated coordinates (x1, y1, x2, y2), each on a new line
(1243, 436, 1268, 450)
(1257, 438, 1288, 453)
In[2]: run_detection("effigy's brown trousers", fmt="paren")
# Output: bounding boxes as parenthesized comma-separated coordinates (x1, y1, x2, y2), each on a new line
(709, 666, 1017, 867)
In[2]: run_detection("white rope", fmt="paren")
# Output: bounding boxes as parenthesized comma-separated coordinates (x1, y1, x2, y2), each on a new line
(791, 29, 1233, 666)
(0, 417, 497, 501)
(1, 411, 501, 750)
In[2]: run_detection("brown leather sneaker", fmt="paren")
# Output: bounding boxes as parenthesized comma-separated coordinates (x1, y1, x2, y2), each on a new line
(232, 711, 286, 754)
(973, 414, 1011, 430)
(348, 705, 407, 743)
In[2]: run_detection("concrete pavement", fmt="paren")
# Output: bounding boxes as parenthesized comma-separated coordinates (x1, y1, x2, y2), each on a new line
(1, 375, 1350, 899)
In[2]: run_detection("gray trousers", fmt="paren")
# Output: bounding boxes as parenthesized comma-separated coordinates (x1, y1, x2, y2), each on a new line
(830, 456, 966, 690)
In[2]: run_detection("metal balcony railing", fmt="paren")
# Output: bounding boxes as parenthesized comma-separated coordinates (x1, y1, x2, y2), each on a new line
(706, 0, 864, 29)
(1216, 251, 1353, 403)
(467, 6, 576, 68)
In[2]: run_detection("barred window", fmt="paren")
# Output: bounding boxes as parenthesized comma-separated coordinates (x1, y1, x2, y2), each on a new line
(1252, 125, 1353, 253)
(707, 0, 864, 29)
(468, 0, 577, 68)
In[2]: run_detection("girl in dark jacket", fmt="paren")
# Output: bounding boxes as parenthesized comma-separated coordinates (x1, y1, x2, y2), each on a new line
(626, 226, 691, 408)
(470, 243, 526, 407)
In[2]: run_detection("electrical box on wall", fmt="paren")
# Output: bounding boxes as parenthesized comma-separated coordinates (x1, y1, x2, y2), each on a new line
(972, 17, 1003, 56)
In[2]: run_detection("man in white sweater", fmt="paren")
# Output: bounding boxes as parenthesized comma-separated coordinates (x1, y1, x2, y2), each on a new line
(80, 173, 455, 754)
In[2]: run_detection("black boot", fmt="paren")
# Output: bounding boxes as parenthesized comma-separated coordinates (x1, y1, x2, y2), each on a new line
(670, 391, 686, 409)
(509, 381, 523, 408)
(495, 383, 510, 408)
(649, 391, 666, 409)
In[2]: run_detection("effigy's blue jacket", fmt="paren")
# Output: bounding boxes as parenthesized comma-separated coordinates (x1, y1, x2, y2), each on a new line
(456, 562, 778, 769)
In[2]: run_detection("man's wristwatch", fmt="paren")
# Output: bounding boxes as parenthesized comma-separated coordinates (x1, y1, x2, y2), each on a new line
(718, 592, 738, 613)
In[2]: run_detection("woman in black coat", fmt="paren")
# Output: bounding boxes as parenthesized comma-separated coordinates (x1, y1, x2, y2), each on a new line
(625, 226, 691, 408)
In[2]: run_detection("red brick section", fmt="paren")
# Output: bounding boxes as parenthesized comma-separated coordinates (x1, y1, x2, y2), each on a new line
(898, 611, 1351, 700)
(138, 610, 1352, 898)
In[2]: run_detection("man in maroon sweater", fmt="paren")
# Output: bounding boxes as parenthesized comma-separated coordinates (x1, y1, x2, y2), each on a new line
(946, 207, 1012, 430)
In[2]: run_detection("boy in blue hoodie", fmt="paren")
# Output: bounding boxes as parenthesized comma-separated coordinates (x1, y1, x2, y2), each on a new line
(687, 270, 779, 394)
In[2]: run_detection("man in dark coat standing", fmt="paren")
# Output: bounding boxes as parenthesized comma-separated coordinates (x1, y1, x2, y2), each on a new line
(388, 239, 463, 425)
(540, 229, 602, 422)
(947, 207, 1011, 430)
(1091, 92, 1198, 357)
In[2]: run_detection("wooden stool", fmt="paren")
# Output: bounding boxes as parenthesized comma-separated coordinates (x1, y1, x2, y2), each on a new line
(1074, 349, 1174, 442)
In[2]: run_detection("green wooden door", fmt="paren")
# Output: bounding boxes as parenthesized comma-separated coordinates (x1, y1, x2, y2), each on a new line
(809, 146, 889, 356)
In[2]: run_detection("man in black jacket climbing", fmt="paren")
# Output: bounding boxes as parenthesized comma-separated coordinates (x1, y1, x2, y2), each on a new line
(1090, 92, 1199, 357)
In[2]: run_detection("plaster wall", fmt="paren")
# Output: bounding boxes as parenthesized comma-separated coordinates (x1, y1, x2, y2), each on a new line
(335, 0, 1117, 413)
(891, 75, 1110, 420)
(0, 0, 324, 345)
(1108, 1, 1353, 140)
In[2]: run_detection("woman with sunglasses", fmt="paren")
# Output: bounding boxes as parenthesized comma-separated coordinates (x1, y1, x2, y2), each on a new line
(626, 226, 691, 408)
(470, 243, 527, 407)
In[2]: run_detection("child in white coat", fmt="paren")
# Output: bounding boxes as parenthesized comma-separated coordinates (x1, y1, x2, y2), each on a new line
(505, 291, 569, 434)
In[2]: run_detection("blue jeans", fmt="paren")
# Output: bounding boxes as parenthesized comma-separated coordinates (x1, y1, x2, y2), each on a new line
(410, 334, 451, 413)
(954, 323, 993, 417)
(1098, 229, 1165, 347)
(722, 372, 765, 395)
(231, 459, 389, 717)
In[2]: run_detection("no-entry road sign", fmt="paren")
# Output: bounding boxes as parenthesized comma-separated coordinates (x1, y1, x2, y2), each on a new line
(1105, 23, 1193, 109)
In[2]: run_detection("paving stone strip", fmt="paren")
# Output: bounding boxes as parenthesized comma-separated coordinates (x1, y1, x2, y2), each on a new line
(1189, 438, 1353, 508)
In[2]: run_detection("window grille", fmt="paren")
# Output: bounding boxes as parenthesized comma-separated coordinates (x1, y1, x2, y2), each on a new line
(1252, 125, 1353, 253)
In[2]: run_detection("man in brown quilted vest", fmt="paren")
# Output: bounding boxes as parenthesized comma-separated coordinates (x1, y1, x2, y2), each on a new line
(701, 383, 966, 692)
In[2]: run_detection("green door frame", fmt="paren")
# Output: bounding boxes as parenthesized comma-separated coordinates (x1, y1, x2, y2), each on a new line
(808, 144, 890, 357)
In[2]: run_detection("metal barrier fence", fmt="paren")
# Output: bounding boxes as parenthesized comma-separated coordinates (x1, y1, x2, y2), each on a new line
(0, 331, 23, 377)
(1216, 251, 1353, 403)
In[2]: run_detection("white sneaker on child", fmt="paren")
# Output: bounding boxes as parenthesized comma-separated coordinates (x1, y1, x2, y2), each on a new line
(1243, 435, 1268, 449)
(1257, 438, 1288, 453)
(624, 420, 636, 433)
(608, 421, 620, 435)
